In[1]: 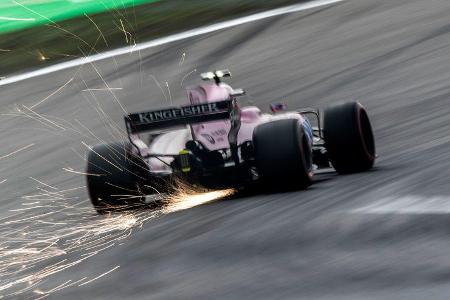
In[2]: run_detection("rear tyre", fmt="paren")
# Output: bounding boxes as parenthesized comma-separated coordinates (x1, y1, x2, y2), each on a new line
(86, 142, 149, 213)
(323, 102, 376, 174)
(253, 118, 313, 190)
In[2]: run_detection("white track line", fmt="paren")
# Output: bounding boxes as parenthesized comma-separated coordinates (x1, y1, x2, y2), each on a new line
(0, 0, 343, 87)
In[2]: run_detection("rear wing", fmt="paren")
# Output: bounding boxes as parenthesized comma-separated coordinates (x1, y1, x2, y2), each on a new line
(125, 99, 232, 134)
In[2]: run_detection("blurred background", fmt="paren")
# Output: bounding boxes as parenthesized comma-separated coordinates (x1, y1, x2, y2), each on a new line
(0, 0, 305, 75)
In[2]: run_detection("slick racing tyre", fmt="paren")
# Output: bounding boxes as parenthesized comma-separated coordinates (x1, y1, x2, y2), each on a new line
(253, 118, 313, 190)
(86, 142, 148, 213)
(323, 102, 376, 174)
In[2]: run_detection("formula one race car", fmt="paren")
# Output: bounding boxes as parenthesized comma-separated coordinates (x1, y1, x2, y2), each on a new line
(86, 70, 375, 212)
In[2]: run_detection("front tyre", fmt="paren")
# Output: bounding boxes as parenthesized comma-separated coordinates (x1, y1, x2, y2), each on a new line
(253, 118, 313, 190)
(86, 142, 148, 213)
(323, 102, 376, 174)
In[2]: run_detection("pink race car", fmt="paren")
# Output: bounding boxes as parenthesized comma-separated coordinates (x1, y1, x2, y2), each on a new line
(86, 70, 375, 212)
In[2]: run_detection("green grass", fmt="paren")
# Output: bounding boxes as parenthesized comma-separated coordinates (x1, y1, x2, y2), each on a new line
(0, 0, 160, 34)
(0, 0, 306, 76)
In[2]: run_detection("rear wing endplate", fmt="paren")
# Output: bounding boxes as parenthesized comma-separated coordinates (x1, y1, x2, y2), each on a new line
(125, 99, 232, 134)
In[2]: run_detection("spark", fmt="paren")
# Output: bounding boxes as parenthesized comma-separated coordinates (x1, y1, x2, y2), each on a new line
(74, 118, 109, 144)
(37, 220, 67, 225)
(86, 61, 128, 114)
(130, 41, 137, 54)
(22, 194, 64, 201)
(0, 16, 35, 21)
(181, 69, 197, 87)
(49, 52, 80, 58)
(0, 211, 141, 294)
(46, 23, 99, 53)
(15, 106, 57, 131)
(0, 114, 235, 298)
(106, 182, 139, 193)
(69, 277, 88, 286)
(20, 105, 66, 131)
(0, 49, 11, 52)
(0, 143, 34, 160)
(4, 249, 40, 255)
(30, 78, 73, 109)
(78, 265, 120, 286)
(179, 52, 186, 66)
(84, 13, 108, 47)
(9, 206, 54, 212)
(165, 81, 172, 104)
(39, 279, 72, 295)
(82, 241, 116, 252)
(11, 1, 98, 52)
(81, 141, 123, 171)
(38, 51, 48, 61)
(163, 188, 235, 213)
(118, 19, 131, 44)
(36, 187, 65, 197)
(29, 177, 58, 190)
(57, 186, 86, 193)
(0, 179, 6, 184)
(143, 184, 162, 195)
(22, 201, 40, 206)
(82, 88, 123, 92)
(148, 74, 168, 102)
(4, 211, 54, 225)
(137, 48, 144, 86)
(62, 167, 102, 176)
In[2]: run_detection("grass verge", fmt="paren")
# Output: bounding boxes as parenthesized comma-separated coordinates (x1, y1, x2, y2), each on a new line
(0, 0, 306, 76)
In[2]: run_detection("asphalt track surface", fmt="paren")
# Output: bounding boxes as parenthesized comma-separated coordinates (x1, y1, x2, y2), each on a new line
(1, 0, 450, 299)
